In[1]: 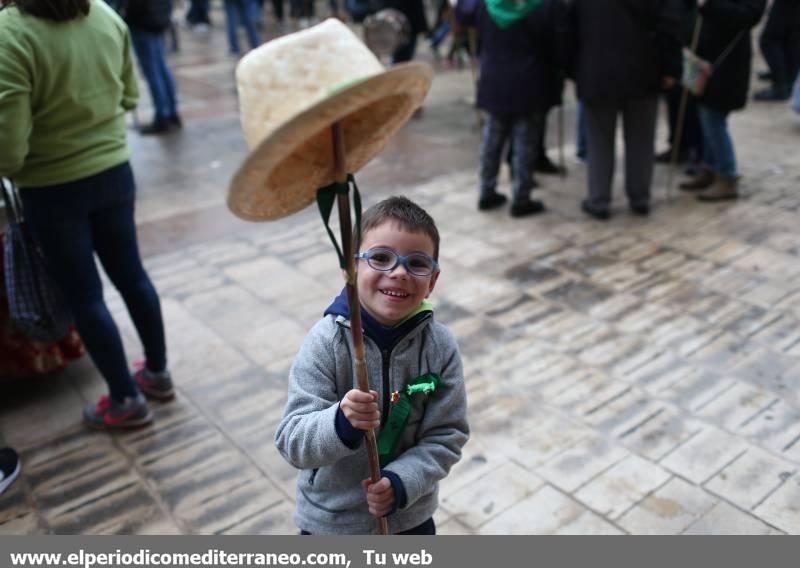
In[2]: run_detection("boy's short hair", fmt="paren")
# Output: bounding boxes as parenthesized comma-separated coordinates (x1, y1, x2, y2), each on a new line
(359, 196, 440, 260)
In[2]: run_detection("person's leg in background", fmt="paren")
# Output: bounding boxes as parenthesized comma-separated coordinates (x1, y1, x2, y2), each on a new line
(785, 2, 800, 92)
(240, 0, 262, 50)
(621, 95, 658, 215)
(534, 109, 563, 175)
(224, 0, 242, 55)
(509, 112, 546, 217)
(271, 0, 284, 26)
(756, 0, 793, 101)
(575, 101, 588, 161)
(696, 104, 738, 201)
(89, 164, 173, 401)
(19, 166, 153, 429)
(186, 0, 211, 27)
(392, 35, 418, 64)
(478, 113, 512, 211)
(582, 102, 618, 219)
(150, 31, 181, 129)
(130, 30, 176, 135)
(657, 85, 682, 162)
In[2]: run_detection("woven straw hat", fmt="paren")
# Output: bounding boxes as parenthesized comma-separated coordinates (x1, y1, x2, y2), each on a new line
(228, 19, 432, 221)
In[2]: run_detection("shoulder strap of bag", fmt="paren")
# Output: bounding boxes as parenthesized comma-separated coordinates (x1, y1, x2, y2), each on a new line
(711, 27, 746, 70)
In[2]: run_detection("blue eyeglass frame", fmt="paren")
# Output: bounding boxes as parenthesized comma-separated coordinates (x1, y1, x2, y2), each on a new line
(355, 247, 439, 277)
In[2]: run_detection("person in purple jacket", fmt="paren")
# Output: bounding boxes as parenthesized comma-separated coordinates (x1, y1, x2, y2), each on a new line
(455, 0, 565, 218)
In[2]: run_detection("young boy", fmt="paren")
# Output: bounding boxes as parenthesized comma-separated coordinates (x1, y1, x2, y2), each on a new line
(275, 196, 469, 535)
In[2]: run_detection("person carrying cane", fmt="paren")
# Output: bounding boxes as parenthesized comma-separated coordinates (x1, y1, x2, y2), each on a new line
(227, 20, 469, 535)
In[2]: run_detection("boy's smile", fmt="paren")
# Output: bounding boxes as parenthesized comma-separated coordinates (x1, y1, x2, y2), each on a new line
(357, 221, 439, 327)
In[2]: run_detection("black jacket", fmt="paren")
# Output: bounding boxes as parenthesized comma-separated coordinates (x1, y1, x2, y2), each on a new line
(695, 0, 765, 112)
(124, 0, 173, 33)
(456, 0, 566, 115)
(567, 0, 682, 104)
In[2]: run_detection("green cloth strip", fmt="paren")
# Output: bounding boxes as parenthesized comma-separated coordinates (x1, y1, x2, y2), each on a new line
(378, 373, 441, 466)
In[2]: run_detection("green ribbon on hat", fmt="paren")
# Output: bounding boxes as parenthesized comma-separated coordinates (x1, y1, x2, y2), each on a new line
(316, 174, 362, 270)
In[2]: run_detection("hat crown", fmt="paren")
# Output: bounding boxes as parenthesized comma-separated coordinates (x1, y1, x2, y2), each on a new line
(236, 19, 385, 150)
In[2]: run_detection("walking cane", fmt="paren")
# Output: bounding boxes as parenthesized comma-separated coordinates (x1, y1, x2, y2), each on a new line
(666, 15, 703, 203)
(331, 123, 390, 536)
(557, 104, 566, 181)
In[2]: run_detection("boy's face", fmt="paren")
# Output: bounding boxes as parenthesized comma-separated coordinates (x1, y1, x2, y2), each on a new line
(357, 221, 440, 327)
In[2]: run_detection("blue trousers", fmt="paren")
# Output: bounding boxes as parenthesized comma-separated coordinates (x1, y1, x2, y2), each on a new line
(19, 163, 167, 403)
(224, 0, 262, 55)
(131, 30, 179, 120)
(698, 105, 737, 177)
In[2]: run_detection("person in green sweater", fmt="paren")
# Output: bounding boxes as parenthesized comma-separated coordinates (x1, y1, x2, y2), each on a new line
(0, 0, 175, 429)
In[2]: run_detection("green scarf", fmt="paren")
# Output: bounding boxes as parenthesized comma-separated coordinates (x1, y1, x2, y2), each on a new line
(485, 0, 542, 29)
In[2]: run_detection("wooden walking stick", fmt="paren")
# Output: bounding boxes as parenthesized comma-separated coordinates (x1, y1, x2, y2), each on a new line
(331, 123, 390, 536)
(666, 15, 703, 203)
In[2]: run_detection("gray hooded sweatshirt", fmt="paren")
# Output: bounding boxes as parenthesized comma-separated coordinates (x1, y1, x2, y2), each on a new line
(275, 312, 469, 534)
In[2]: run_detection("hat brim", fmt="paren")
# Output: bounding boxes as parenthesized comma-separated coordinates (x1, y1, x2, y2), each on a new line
(228, 62, 433, 222)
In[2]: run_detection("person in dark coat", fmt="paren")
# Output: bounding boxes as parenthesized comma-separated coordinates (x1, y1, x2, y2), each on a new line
(754, 0, 800, 101)
(125, 0, 183, 134)
(679, 0, 765, 201)
(456, 0, 566, 217)
(568, 0, 682, 220)
(382, 0, 429, 63)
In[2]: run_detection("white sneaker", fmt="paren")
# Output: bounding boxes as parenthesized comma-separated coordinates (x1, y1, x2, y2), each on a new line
(0, 448, 20, 496)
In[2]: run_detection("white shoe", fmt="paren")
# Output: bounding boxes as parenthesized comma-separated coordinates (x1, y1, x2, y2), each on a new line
(0, 448, 20, 496)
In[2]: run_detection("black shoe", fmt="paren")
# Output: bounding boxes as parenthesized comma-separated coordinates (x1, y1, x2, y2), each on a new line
(629, 203, 650, 217)
(536, 154, 564, 175)
(0, 448, 21, 496)
(581, 199, 610, 220)
(655, 148, 688, 164)
(139, 117, 173, 135)
(478, 193, 508, 211)
(754, 85, 791, 102)
(510, 200, 546, 218)
(168, 114, 183, 129)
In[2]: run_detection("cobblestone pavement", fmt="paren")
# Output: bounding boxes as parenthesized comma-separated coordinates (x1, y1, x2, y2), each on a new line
(2, 11, 800, 535)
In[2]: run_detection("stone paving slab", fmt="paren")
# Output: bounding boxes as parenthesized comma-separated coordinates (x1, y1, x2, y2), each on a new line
(2, 13, 800, 534)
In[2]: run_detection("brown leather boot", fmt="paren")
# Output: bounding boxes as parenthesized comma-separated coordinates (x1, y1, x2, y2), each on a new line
(697, 175, 739, 202)
(679, 167, 715, 191)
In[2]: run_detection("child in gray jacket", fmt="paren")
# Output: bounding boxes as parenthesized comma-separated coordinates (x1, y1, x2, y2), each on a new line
(275, 196, 469, 535)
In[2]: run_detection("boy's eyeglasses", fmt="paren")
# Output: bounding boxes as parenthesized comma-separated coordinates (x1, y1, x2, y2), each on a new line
(355, 247, 439, 277)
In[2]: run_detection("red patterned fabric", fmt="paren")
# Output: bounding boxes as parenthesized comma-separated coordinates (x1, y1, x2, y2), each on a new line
(1, 232, 85, 378)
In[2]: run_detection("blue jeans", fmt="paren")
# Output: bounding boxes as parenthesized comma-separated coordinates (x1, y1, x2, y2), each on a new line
(19, 163, 167, 403)
(130, 30, 179, 120)
(698, 105, 737, 176)
(224, 0, 262, 55)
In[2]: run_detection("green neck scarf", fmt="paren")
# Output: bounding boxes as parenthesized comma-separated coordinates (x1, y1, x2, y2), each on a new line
(485, 0, 542, 29)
